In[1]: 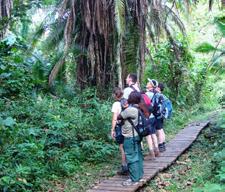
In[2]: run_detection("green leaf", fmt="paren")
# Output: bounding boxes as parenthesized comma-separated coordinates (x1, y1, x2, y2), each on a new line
(203, 183, 222, 192)
(220, 123, 225, 129)
(0, 72, 11, 78)
(215, 16, 225, 37)
(195, 42, 217, 53)
(0, 176, 15, 185)
(3, 117, 16, 127)
(3, 34, 17, 46)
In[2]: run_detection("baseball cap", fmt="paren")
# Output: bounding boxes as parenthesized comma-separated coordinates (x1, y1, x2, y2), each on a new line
(147, 78, 158, 88)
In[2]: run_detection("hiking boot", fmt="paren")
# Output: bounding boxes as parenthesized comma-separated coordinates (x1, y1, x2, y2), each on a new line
(154, 147, 160, 157)
(117, 165, 129, 175)
(159, 143, 166, 152)
(144, 150, 155, 160)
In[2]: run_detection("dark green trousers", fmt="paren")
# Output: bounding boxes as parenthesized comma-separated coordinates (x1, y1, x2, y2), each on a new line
(123, 136, 143, 182)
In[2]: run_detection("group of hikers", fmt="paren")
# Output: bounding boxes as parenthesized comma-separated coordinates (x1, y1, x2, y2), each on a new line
(111, 73, 172, 186)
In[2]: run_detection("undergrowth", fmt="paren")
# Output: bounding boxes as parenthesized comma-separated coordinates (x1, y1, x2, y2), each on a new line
(0, 90, 117, 191)
(140, 110, 225, 192)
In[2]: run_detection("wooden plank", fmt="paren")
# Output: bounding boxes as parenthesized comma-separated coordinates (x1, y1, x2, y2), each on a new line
(93, 185, 139, 191)
(154, 157, 177, 162)
(106, 177, 129, 181)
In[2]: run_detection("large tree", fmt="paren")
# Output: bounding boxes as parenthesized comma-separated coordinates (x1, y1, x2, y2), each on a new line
(37, 0, 188, 91)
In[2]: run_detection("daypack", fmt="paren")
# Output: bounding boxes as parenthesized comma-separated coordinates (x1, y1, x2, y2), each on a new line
(128, 107, 149, 139)
(141, 93, 151, 107)
(130, 85, 151, 108)
(151, 93, 173, 119)
(150, 92, 163, 118)
(160, 95, 173, 119)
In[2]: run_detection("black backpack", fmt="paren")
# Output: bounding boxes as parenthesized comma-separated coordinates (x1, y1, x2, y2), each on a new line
(150, 92, 164, 118)
(128, 107, 149, 139)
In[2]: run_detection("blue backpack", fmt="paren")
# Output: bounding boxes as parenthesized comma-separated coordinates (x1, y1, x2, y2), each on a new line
(151, 93, 173, 119)
(160, 95, 173, 119)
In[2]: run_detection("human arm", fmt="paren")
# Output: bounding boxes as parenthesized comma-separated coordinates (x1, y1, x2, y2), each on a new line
(111, 112, 118, 139)
(111, 102, 121, 139)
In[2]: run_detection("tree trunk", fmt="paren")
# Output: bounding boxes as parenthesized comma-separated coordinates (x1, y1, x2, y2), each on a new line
(222, 0, 225, 7)
(116, 37, 123, 88)
(0, 0, 13, 39)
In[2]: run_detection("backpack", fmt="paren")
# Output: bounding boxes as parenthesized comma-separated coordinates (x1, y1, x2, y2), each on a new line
(128, 107, 149, 139)
(150, 92, 163, 118)
(141, 93, 151, 107)
(160, 95, 173, 119)
(151, 93, 173, 119)
(130, 85, 151, 107)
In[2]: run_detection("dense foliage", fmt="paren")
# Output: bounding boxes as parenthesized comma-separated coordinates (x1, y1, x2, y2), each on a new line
(0, 0, 224, 191)
(0, 91, 116, 190)
(193, 112, 225, 192)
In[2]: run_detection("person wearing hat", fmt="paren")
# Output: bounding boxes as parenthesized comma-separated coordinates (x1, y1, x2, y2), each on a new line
(144, 79, 160, 159)
(156, 83, 166, 152)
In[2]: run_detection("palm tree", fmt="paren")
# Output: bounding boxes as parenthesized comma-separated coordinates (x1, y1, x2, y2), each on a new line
(36, 0, 190, 91)
(0, 0, 13, 39)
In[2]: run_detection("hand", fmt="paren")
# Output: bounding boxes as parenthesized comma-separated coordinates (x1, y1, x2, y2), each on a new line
(111, 130, 115, 139)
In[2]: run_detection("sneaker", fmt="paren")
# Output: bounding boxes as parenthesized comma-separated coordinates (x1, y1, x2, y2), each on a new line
(139, 178, 146, 182)
(117, 165, 129, 175)
(159, 143, 166, 152)
(122, 179, 139, 186)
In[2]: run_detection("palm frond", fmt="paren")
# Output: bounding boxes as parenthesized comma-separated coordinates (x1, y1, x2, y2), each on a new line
(195, 42, 217, 53)
(209, 50, 225, 71)
(164, 5, 186, 36)
(115, 0, 126, 37)
(148, 0, 163, 39)
(214, 16, 225, 37)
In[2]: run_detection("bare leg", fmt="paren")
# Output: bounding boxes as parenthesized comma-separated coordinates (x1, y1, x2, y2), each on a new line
(119, 144, 126, 165)
(151, 134, 160, 157)
(157, 129, 165, 144)
(146, 135, 154, 151)
(145, 135, 155, 160)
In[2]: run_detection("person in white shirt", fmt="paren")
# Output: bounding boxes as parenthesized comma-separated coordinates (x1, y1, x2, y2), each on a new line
(123, 73, 140, 99)
(111, 87, 128, 175)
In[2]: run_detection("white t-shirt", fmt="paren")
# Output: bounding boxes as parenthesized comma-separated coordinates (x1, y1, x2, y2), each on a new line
(123, 84, 140, 99)
(146, 91, 154, 100)
(111, 101, 122, 114)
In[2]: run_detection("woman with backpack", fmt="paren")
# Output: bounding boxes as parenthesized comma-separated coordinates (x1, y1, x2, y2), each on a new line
(117, 91, 145, 186)
(139, 91, 160, 160)
(111, 87, 128, 175)
(145, 79, 160, 158)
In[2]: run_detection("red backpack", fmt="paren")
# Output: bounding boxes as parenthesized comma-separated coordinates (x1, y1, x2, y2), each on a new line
(129, 85, 151, 107)
(141, 93, 151, 107)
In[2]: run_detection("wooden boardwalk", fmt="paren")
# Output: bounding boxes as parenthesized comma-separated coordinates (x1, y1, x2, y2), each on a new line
(88, 121, 209, 192)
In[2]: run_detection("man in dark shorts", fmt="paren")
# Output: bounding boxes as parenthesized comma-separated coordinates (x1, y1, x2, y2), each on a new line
(156, 83, 166, 152)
